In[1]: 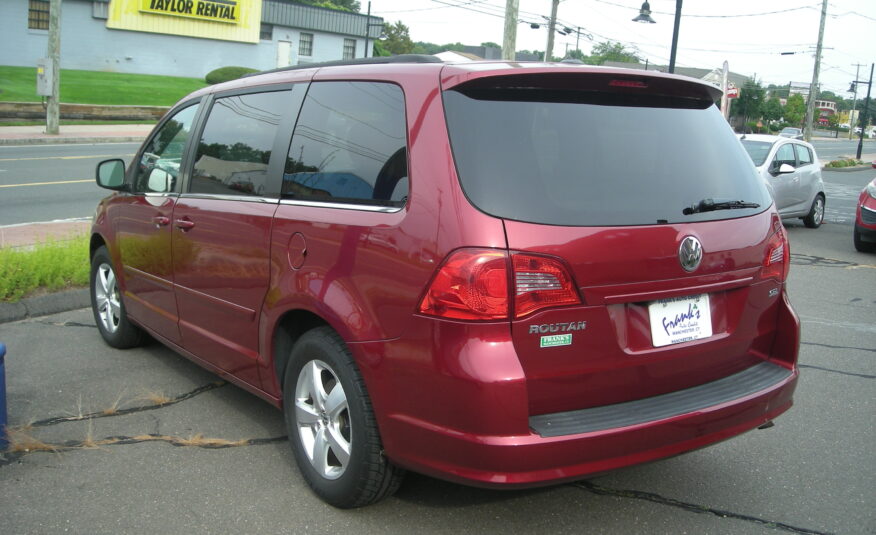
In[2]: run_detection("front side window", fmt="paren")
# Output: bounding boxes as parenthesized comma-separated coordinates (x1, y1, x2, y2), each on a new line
(283, 82, 408, 207)
(774, 144, 796, 168)
(795, 144, 813, 166)
(190, 91, 291, 197)
(299, 33, 313, 56)
(28, 0, 50, 30)
(343, 38, 356, 60)
(135, 104, 200, 193)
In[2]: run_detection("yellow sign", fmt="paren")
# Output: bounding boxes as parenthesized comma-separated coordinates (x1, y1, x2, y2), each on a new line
(140, 0, 239, 24)
(107, 0, 260, 43)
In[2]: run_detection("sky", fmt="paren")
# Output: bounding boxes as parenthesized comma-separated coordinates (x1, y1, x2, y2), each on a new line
(366, 0, 876, 96)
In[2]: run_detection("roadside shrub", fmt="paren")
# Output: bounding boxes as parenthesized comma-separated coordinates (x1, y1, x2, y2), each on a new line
(205, 66, 259, 84)
(825, 159, 863, 168)
(0, 236, 89, 302)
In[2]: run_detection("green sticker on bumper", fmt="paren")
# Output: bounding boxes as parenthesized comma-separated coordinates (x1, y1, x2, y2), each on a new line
(540, 334, 572, 348)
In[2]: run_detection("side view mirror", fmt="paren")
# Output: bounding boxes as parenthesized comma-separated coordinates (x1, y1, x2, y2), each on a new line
(95, 159, 128, 190)
(777, 163, 796, 174)
(147, 168, 173, 193)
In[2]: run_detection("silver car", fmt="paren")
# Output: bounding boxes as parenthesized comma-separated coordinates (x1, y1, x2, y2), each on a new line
(739, 134, 825, 228)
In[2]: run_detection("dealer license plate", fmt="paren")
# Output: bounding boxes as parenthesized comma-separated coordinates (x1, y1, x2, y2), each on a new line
(648, 294, 713, 347)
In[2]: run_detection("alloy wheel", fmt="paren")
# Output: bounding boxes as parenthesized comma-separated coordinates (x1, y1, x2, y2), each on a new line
(295, 359, 352, 480)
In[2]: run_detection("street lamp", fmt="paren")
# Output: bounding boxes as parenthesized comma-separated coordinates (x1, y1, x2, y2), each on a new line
(633, 0, 682, 74)
(850, 63, 874, 160)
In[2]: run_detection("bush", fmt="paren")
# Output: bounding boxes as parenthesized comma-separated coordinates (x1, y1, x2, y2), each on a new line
(825, 159, 863, 168)
(205, 66, 259, 84)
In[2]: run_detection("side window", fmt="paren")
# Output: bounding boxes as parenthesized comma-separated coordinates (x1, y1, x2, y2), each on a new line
(134, 104, 199, 193)
(774, 144, 796, 168)
(190, 90, 291, 197)
(283, 82, 408, 207)
(795, 144, 813, 166)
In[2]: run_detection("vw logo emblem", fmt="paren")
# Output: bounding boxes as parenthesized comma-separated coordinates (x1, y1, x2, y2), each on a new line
(678, 236, 703, 272)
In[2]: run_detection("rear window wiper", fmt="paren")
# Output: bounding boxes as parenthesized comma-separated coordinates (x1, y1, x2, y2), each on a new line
(683, 198, 760, 215)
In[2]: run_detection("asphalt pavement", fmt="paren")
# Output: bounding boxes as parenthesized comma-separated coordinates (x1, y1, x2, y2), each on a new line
(1, 125, 875, 534)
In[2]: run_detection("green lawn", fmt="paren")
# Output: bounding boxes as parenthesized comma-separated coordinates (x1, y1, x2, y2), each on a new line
(0, 66, 207, 106)
(0, 236, 90, 302)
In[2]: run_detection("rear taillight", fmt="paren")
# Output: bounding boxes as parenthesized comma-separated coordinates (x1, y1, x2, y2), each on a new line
(762, 217, 790, 282)
(512, 254, 581, 318)
(418, 249, 581, 321)
(417, 249, 509, 320)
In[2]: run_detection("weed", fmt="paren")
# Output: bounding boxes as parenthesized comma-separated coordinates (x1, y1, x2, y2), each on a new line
(0, 235, 90, 302)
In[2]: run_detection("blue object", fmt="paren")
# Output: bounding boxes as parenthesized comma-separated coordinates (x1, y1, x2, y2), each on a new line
(0, 342, 6, 451)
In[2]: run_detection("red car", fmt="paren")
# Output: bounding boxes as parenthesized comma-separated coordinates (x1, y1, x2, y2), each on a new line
(91, 57, 800, 508)
(854, 178, 876, 252)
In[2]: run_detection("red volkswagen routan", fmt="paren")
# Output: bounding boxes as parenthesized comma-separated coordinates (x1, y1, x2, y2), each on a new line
(91, 56, 800, 508)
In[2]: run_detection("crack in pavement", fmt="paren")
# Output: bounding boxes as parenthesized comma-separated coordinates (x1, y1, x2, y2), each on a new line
(0, 433, 289, 467)
(790, 254, 875, 270)
(572, 481, 832, 535)
(33, 320, 97, 329)
(799, 364, 875, 379)
(27, 381, 228, 428)
(801, 341, 876, 354)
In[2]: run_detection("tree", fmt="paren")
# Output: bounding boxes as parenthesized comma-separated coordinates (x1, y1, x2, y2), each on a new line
(480, 42, 501, 49)
(732, 80, 765, 128)
(380, 21, 414, 55)
(784, 93, 806, 127)
(762, 94, 784, 123)
(586, 41, 641, 65)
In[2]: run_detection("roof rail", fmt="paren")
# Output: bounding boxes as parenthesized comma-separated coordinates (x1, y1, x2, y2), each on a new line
(245, 54, 443, 77)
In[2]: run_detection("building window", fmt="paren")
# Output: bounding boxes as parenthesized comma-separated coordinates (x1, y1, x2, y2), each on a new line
(299, 33, 313, 57)
(343, 38, 356, 60)
(28, 0, 50, 30)
(260, 24, 273, 41)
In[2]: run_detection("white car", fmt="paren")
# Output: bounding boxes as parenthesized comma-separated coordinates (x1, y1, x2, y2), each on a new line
(738, 134, 826, 228)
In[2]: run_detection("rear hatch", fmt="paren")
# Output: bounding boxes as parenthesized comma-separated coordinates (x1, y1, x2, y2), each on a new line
(442, 68, 786, 415)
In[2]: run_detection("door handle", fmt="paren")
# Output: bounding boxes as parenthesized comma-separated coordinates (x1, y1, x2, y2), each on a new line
(152, 216, 170, 227)
(175, 218, 195, 231)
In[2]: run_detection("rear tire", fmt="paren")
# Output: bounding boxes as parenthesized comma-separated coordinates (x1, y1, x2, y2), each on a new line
(283, 327, 404, 508)
(803, 194, 824, 228)
(90, 246, 144, 349)
(854, 228, 876, 253)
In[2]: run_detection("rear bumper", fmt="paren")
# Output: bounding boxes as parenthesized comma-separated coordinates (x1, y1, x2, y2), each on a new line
(381, 363, 796, 488)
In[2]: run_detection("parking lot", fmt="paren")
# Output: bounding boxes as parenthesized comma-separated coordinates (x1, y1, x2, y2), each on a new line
(1, 169, 874, 534)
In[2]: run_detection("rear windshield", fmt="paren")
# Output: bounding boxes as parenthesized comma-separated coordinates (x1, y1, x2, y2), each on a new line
(443, 84, 771, 226)
(740, 139, 774, 166)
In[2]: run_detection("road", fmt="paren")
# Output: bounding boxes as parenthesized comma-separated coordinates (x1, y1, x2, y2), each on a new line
(810, 137, 875, 162)
(0, 142, 137, 226)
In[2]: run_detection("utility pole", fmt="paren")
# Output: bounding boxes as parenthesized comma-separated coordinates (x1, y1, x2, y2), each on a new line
(849, 63, 863, 140)
(854, 63, 873, 160)
(803, 0, 828, 142)
(46, 0, 62, 135)
(544, 0, 559, 62)
(502, 0, 519, 61)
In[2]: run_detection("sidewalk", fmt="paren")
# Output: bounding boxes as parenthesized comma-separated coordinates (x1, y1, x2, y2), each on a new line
(0, 123, 154, 145)
(0, 219, 90, 249)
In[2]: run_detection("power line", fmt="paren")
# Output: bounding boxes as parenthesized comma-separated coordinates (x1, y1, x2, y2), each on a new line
(591, 0, 820, 18)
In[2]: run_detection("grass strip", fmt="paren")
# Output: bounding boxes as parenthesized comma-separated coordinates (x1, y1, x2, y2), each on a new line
(0, 66, 207, 106)
(0, 235, 89, 302)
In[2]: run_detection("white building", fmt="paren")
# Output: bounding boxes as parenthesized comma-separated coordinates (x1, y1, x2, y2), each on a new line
(1, 0, 383, 79)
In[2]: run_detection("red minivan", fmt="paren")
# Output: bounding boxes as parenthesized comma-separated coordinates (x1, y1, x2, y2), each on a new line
(92, 57, 800, 508)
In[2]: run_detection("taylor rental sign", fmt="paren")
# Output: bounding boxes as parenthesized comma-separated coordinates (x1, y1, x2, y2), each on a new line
(141, 0, 240, 23)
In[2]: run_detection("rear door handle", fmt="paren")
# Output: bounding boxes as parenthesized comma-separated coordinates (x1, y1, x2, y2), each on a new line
(175, 218, 195, 231)
(152, 216, 170, 227)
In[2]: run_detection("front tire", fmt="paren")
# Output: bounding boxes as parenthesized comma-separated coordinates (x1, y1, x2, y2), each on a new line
(803, 194, 825, 228)
(90, 246, 144, 348)
(283, 327, 404, 508)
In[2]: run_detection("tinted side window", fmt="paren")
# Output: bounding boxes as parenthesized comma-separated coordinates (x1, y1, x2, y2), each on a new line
(283, 82, 408, 207)
(795, 144, 813, 166)
(135, 104, 199, 193)
(774, 144, 796, 167)
(191, 90, 290, 197)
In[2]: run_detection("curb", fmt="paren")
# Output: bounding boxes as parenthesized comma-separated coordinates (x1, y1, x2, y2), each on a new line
(0, 288, 90, 324)
(0, 136, 147, 146)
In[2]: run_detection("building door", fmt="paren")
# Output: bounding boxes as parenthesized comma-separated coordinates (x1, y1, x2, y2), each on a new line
(277, 40, 292, 67)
